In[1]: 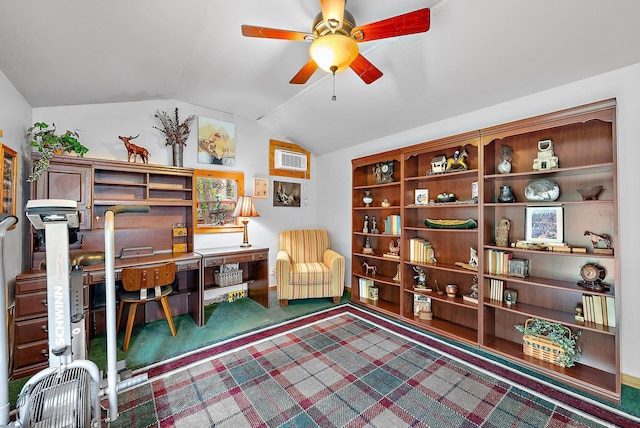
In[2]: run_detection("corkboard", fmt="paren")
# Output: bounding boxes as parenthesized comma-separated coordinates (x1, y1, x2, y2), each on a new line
(269, 139, 311, 179)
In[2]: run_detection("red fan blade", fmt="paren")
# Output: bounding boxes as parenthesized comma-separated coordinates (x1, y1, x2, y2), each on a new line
(321, 0, 345, 30)
(349, 54, 383, 84)
(241, 25, 312, 41)
(290, 59, 319, 84)
(351, 8, 430, 42)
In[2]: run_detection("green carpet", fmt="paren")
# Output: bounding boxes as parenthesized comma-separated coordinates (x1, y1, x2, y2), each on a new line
(8, 291, 350, 409)
(88, 290, 351, 373)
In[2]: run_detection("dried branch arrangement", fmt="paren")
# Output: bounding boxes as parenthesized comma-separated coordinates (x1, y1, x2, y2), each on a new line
(153, 108, 196, 146)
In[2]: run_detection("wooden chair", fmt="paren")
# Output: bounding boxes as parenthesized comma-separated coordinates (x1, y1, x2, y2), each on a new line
(117, 262, 178, 351)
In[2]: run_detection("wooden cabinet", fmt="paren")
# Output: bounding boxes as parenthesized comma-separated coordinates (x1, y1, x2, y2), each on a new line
(198, 246, 270, 309)
(33, 160, 92, 229)
(351, 99, 620, 402)
(13, 269, 89, 379)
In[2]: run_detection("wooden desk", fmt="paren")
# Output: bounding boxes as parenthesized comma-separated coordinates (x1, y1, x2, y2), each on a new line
(86, 252, 202, 331)
(197, 246, 269, 310)
(13, 252, 201, 379)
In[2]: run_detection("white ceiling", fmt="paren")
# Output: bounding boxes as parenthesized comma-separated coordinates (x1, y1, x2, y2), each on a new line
(1, 0, 639, 155)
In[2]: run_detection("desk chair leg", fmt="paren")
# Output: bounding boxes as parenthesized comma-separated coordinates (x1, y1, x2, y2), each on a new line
(160, 296, 177, 337)
(116, 301, 125, 333)
(123, 302, 139, 352)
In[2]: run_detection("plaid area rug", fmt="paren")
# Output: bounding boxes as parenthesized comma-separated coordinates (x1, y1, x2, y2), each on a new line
(111, 306, 637, 427)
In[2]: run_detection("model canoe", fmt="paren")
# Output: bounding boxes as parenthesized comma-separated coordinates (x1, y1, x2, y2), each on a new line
(424, 218, 478, 229)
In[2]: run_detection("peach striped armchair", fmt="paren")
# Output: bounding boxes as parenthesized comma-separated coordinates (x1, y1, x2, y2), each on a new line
(276, 229, 345, 307)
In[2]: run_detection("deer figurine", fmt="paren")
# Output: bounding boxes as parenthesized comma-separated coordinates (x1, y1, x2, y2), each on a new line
(118, 134, 149, 163)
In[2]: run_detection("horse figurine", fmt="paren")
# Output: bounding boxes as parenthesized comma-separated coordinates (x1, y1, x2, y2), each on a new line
(388, 239, 400, 257)
(119, 134, 150, 163)
(584, 230, 611, 249)
(446, 148, 468, 171)
(363, 262, 377, 276)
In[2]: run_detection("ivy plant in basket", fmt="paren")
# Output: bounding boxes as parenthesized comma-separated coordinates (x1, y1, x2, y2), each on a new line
(27, 122, 89, 182)
(515, 318, 582, 368)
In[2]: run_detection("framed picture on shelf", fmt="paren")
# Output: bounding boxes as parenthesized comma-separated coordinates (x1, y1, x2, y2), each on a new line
(503, 289, 518, 305)
(415, 189, 429, 205)
(525, 205, 563, 244)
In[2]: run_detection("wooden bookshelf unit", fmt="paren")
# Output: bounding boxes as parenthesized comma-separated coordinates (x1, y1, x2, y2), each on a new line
(351, 99, 620, 402)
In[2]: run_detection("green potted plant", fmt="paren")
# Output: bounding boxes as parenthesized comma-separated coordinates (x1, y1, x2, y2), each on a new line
(515, 318, 582, 367)
(27, 122, 89, 182)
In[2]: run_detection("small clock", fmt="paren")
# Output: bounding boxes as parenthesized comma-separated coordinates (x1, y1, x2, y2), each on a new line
(374, 161, 394, 184)
(578, 262, 609, 291)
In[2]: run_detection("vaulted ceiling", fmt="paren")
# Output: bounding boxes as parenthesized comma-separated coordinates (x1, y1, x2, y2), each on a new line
(1, 1, 639, 155)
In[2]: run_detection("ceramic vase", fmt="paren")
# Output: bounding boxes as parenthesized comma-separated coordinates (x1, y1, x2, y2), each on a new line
(497, 185, 515, 203)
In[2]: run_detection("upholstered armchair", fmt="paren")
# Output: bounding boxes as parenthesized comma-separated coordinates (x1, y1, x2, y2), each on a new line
(276, 229, 345, 307)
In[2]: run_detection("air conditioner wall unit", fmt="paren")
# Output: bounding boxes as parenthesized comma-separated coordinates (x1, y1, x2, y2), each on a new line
(274, 149, 307, 172)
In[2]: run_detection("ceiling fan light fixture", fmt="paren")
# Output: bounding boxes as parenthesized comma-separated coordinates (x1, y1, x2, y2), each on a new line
(309, 34, 359, 74)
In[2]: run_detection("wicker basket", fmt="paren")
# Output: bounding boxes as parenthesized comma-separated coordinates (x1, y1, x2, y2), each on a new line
(214, 269, 243, 287)
(521, 318, 571, 367)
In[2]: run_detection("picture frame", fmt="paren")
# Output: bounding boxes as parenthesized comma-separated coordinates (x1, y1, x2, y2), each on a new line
(525, 205, 563, 244)
(197, 116, 236, 166)
(252, 177, 268, 199)
(193, 169, 244, 233)
(0, 142, 17, 219)
(503, 289, 518, 305)
(273, 180, 301, 207)
(414, 189, 429, 205)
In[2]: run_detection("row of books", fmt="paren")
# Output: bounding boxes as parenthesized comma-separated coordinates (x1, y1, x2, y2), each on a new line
(489, 279, 505, 301)
(408, 238, 434, 263)
(384, 215, 401, 235)
(485, 249, 512, 275)
(358, 277, 374, 297)
(581, 294, 616, 327)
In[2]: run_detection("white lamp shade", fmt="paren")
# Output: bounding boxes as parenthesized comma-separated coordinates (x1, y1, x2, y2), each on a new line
(309, 34, 359, 73)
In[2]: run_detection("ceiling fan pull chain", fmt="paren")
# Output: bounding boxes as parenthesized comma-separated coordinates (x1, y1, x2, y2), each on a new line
(331, 65, 337, 101)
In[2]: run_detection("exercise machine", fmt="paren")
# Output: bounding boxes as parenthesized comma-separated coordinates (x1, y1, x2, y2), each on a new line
(0, 214, 18, 425)
(0, 200, 148, 427)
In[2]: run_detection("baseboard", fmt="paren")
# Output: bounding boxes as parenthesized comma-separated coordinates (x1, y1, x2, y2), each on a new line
(622, 373, 640, 389)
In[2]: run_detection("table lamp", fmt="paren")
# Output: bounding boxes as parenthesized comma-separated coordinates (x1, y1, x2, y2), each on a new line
(232, 196, 259, 247)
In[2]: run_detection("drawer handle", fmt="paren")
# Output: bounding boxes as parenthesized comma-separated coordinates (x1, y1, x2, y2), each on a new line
(40, 299, 47, 307)
(41, 349, 48, 358)
(41, 325, 48, 333)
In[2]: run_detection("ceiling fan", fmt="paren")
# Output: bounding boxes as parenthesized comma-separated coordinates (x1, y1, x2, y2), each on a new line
(241, 0, 431, 85)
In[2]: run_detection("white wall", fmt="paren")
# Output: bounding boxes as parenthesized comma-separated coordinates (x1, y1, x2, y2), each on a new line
(0, 70, 32, 301)
(31, 100, 318, 284)
(317, 62, 640, 379)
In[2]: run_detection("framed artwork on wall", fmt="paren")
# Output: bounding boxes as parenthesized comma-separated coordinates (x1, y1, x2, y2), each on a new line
(253, 177, 268, 199)
(197, 116, 236, 166)
(273, 181, 300, 207)
(0, 140, 17, 218)
(194, 169, 244, 233)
